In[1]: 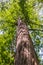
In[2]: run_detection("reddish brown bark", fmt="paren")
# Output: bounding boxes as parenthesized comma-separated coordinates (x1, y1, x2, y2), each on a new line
(15, 18, 39, 65)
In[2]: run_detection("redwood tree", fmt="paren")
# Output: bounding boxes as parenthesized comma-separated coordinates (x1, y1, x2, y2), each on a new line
(15, 18, 39, 65)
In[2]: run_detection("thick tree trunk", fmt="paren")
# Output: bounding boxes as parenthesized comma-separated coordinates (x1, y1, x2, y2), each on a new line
(15, 18, 39, 65)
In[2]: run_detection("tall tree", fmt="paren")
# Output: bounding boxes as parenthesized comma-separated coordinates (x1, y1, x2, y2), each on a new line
(0, 0, 43, 65)
(15, 18, 39, 65)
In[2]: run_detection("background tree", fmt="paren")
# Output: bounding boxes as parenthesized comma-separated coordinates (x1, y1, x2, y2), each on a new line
(0, 0, 43, 65)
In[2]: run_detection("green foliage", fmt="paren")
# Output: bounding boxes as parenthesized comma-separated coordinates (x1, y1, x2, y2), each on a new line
(0, 0, 43, 65)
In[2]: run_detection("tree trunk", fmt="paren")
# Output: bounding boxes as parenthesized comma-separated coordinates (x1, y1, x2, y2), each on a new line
(15, 18, 39, 65)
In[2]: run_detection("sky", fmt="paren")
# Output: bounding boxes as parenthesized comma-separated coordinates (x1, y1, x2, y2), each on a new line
(0, 0, 9, 2)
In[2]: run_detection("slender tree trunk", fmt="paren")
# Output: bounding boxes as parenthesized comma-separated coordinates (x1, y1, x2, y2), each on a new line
(15, 18, 39, 65)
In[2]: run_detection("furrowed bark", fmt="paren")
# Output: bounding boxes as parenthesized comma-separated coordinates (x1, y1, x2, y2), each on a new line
(15, 18, 39, 65)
